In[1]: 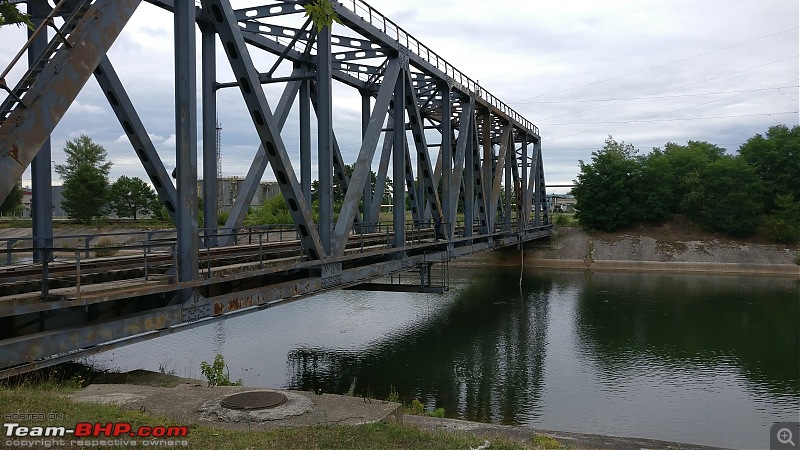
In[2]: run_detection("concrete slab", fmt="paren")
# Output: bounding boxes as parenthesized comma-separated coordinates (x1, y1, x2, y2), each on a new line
(69, 382, 403, 430)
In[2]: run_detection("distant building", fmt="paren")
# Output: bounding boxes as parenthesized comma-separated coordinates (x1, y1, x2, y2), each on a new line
(198, 177, 280, 212)
(546, 193, 576, 212)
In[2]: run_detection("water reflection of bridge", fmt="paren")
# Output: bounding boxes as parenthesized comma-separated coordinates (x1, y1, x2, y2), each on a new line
(287, 270, 552, 424)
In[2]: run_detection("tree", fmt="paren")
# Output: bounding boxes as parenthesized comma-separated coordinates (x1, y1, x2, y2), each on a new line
(0, 1, 33, 28)
(701, 156, 764, 237)
(761, 194, 800, 244)
(661, 140, 725, 214)
(0, 182, 23, 215)
(55, 135, 112, 223)
(572, 136, 644, 232)
(109, 176, 157, 220)
(737, 124, 800, 211)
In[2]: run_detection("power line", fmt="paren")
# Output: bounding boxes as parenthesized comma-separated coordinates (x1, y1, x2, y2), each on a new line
(512, 26, 798, 103)
(534, 57, 798, 126)
(542, 111, 798, 126)
(480, 0, 752, 82)
(510, 85, 799, 104)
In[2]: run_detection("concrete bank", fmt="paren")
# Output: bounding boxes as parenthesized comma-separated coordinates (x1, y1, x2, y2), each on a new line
(456, 227, 800, 277)
(68, 371, 725, 449)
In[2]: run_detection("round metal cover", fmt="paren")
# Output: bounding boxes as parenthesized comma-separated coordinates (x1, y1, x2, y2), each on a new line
(220, 391, 287, 411)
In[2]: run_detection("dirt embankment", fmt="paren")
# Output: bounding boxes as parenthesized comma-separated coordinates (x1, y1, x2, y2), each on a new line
(519, 224, 800, 276)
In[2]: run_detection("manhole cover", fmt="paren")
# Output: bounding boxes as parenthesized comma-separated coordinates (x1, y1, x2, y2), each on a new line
(220, 391, 287, 410)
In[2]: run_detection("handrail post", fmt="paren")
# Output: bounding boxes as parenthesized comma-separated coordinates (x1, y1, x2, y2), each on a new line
(75, 249, 81, 304)
(258, 231, 263, 269)
(40, 247, 49, 299)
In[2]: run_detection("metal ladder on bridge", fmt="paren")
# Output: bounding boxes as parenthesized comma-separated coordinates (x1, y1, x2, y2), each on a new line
(0, 0, 141, 200)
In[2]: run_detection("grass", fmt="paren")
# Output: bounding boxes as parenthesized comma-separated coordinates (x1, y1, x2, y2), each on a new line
(92, 236, 119, 257)
(0, 365, 557, 450)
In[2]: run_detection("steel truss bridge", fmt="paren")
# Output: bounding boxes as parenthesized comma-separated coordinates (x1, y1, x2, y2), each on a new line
(0, 0, 551, 378)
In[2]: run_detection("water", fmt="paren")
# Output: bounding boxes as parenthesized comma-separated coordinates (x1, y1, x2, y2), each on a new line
(93, 268, 800, 449)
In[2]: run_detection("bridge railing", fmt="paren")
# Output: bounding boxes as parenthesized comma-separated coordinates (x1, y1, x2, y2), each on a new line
(342, 0, 539, 136)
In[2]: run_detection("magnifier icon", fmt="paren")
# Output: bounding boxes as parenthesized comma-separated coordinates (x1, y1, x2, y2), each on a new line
(778, 428, 796, 446)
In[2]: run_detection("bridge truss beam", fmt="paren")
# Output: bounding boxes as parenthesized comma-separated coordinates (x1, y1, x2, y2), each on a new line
(0, 0, 551, 376)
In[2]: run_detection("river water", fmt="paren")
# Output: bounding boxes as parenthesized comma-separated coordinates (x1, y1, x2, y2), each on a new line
(94, 267, 799, 449)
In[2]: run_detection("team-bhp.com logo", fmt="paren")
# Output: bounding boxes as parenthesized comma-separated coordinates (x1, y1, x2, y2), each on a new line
(4, 422, 188, 437)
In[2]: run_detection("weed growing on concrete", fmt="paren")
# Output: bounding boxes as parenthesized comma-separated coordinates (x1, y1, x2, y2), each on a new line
(386, 385, 400, 403)
(199, 354, 241, 387)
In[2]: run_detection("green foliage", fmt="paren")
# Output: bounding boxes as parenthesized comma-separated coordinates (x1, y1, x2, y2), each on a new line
(761, 194, 800, 244)
(386, 385, 400, 403)
(701, 156, 764, 236)
(217, 210, 229, 226)
(55, 135, 112, 223)
(426, 407, 445, 418)
(572, 136, 646, 232)
(109, 176, 157, 220)
(0, 0, 33, 29)
(738, 125, 800, 211)
(407, 399, 425, 415)
(571, 129, 800, 240)
(199, 354, 241, 387)
(245, 195, 295, 225)
(304, 0, 343, 32)
(0, 182, 23, 215)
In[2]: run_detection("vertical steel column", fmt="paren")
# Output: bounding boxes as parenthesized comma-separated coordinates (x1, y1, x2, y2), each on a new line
(440, 83, 451, 236)
(521, 134, 528, 228)
(533, 141, 541, 226)
(29, 0, 52, 264)
(175, 0, 198, 287)
(317, 27, 333, 256)
(300, 79, 312, 204)
(504, 130, 513, 231)
(201, 21, 217, 245)
(481, 108, 492, 219)
(464, 113, 475, 238)
(361, 91, 371, 229)
(393, 72, 406, 247)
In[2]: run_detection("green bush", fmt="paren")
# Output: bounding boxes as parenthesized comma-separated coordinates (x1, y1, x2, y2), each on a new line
(217, 211, 229, 226)
(199, 354, 241, 387)
(426, 407, 445, 418)
(245, 195, 294, 225)
(407, 399, 425, 415)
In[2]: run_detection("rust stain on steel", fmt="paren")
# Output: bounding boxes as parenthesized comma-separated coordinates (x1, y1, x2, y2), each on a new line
(213, 303, 224, 316)
(228, 298, 241, 312)
(8, 144, 21, 164)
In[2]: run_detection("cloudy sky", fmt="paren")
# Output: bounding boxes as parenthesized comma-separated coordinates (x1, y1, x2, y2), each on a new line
(1, 0, 798, 194)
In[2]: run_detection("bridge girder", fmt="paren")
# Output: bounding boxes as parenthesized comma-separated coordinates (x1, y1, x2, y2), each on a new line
(0, 0, 553, 375)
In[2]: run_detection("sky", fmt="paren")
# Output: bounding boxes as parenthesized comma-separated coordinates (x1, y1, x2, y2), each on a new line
(1, 0, 798, 195)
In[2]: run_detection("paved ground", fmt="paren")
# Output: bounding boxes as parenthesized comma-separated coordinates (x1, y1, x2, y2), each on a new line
(68, 372, 726, 449)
